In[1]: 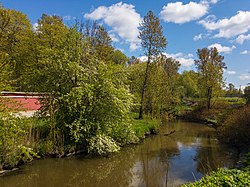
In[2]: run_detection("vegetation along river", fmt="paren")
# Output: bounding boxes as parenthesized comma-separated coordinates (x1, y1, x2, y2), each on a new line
(0, 121, 237, 187)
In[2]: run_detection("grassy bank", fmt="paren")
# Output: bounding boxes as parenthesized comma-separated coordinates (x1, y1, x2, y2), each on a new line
(0, 112, 160, 172)
(177, 97, 246, 126)
(132, 117, 160, 139)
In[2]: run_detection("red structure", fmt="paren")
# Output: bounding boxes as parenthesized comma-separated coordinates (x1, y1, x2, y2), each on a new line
(0, 91, 44, 111)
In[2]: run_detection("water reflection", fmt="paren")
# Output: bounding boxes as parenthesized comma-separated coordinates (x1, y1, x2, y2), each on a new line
(0, 121, 237, 187)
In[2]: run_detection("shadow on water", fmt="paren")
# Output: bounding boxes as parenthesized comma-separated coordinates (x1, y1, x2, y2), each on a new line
(0, 121, 237, 187)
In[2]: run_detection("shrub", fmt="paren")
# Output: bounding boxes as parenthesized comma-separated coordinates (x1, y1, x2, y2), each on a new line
(182, 169, 250, 187)
(87, 134, 120, 156)
(0, 112, 39, 170)
(218, 105, 250, 147)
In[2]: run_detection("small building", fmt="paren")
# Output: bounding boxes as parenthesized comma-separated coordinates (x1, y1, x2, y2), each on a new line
(0, 91, 45, 117)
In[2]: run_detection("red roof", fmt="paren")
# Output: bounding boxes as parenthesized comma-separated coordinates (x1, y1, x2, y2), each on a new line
(0, 92, 44, 111)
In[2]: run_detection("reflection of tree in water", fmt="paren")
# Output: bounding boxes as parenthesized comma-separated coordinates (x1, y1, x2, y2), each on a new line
(0, 146, 140, 187)
(136, 134, 181, 187)
(0, 121, 239, 187)
(194, 133, 237, 175)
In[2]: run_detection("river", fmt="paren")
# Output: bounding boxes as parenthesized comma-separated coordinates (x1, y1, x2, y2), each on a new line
(0, 121, 237, 187)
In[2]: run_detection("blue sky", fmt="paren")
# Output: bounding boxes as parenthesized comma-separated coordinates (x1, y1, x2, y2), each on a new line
(1, 0, 250, 88)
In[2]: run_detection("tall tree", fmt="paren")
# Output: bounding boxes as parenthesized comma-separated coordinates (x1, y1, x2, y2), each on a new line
(195, 47, 226, 109)
(138, 10, 167, 119)
(81, 21, 113, 62)
(0, 5, 33, 90)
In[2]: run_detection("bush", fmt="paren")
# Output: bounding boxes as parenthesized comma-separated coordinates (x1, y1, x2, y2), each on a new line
(218, 105, 250, 147)
(0, 112, 38, 170)
(87, 134, 120, 156)
(182, 168, 250, 187)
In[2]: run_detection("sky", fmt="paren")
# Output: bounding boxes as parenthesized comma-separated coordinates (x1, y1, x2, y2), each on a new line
(1, 0, 250, 88)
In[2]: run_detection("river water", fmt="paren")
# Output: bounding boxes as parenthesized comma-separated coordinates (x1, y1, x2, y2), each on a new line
(0, 121, 237, 187)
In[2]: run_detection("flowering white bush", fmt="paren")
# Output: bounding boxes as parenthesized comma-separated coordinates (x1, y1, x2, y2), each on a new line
(87, 134, 120, 156)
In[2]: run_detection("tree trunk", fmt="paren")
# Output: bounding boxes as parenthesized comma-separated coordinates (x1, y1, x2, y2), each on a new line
(207, 87, 212, 110)
(139, 56, 151, 119)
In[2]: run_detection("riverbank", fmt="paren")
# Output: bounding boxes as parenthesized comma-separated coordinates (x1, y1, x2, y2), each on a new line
(179, 102, 250, 187)
(0, 114, 160, 175)
(0, 120, 237, 187)
(176, 97, 246, 127)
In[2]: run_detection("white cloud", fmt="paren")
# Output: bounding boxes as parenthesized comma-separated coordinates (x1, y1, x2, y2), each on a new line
(201, 0, 219, 5)
(63, 15, 76, 21)
(210, 0, 219, 4)
(208, 43, 236, 53)
(239, 74, 250, 80)
(226, 70, 236, 75)
(241, 50, 250, 55)
(138, 52, 194, 67)
(199, 11, 250, 38)
(193, 33, 203, 41)
(138, 56, 147, 62)
(109, 32, 119, 42)
(164, 52, 194, 67)
(114, 48, 125, 53)
(84, 2, 141, 51)
(236, 34, 250, 44)
(32, 23, 38, 31)
(129, 43, 140, 51)
(160, 1, 209, 24)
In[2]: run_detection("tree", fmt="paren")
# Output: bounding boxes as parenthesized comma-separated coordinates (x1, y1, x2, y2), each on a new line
(138, 10, 167, 119)
(244, 85, 250, 104)
(111, 49, 128, 65)
(145, 56, 180, 118)
(0, 6, 33, 90)
(81, 21, 114, 62)
(128, 55, 180, 119)
(195, 47, 226, 109)
(179, 70, 199, 98)
(225, 83, 239, 97)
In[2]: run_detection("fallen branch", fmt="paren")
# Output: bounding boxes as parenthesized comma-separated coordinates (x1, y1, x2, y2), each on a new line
(163, 130, 176, 136)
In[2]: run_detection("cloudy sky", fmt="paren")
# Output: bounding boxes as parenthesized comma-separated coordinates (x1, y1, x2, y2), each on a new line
(2, 0, 250, 88)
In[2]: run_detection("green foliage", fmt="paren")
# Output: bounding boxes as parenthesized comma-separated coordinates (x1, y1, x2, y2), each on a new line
(244, 152, 250, 169)
(132, 117, 159, 139)
(179, 70, 199, 98)
(138, 10, 167, 119)
(57, 62, 136, 147)
(195, 47, 226, 110)
(111, 49, 128, 65)
(87, 134, 120, 156)
(81, 21, 114, 62)
(0, 111, 39, 170)
(0, 5, 33, 91)
(182, 169, 250, 187)
(138, 10, 167, 58)
(244, 86, 250, 104)
(128, 56, 180, 119)
(218, 104, 250, 147)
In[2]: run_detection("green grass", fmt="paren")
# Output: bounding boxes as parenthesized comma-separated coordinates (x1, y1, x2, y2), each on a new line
(217, 97, 246, 105)
(130, 113, 160, 139)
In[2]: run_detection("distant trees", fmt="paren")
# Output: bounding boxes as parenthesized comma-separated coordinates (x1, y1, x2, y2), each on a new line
(225, 83, 240, 97)
(178, 70, 199, 98)
(128, 55, 180, 119)
(195, 47, 226, 109)
(138, 10, 167, 119)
